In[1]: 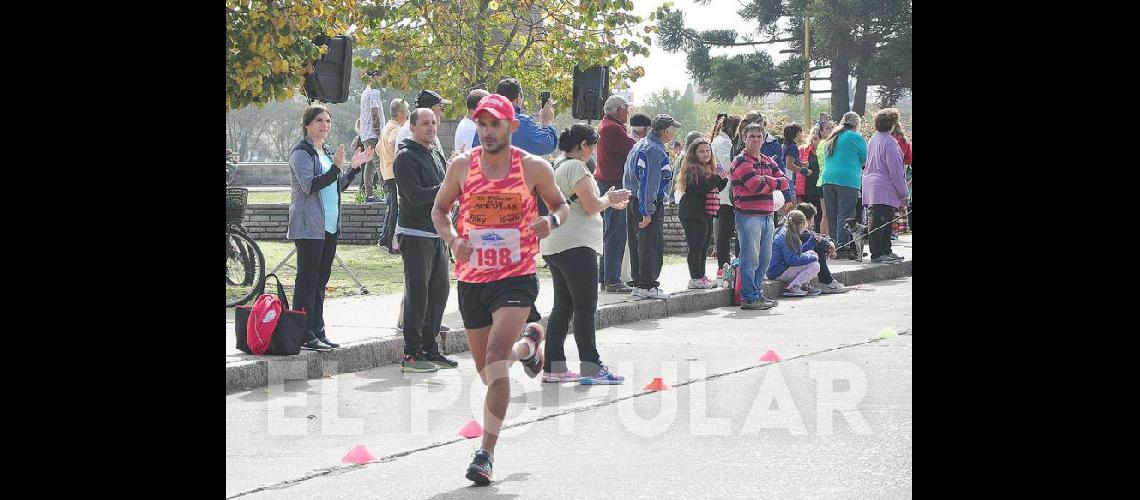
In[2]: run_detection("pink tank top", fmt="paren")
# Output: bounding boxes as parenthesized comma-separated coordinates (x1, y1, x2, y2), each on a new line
(455, 146, 539, 283)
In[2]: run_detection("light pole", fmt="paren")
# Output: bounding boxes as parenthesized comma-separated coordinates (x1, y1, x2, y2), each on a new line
(803, 14, 811, 127)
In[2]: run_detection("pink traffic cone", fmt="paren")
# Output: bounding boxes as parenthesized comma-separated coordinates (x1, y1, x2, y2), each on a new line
(758, 350, 782, 362)
(458, 419, 484, 438)
(643, 377, 670, 391)
(342, 445, 379, 464)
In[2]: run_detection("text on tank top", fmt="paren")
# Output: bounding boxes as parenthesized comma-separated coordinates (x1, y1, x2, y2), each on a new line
(455, 146, 539, 283)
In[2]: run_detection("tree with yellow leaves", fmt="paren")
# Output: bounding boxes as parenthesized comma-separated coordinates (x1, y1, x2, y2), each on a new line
(226, 0, 362, 110)
(356, 0, 650, 118)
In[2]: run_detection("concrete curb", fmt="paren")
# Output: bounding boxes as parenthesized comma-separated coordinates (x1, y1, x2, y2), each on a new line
(226, 259, 911, 394)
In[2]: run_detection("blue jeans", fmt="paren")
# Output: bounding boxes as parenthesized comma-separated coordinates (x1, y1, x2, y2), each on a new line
(596, 179, 627, 285)
(735, 213, 775, 302)
(823, 184, 860, 247)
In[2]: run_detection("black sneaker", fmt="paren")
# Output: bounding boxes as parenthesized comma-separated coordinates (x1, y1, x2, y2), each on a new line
(517, 323, 544, 378)
(466, 449, 493, 486)
(400, 354, 440, 373)
(316, 333, 340, 349)
(604, 282, 633, 293)
(423, 352, 458, 369)
(301, 338, 333, 352)
(440, 324, 450, 333)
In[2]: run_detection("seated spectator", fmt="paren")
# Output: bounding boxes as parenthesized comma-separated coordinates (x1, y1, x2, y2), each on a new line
(766, 210, 822, 297)
(794, 202, 848, 294)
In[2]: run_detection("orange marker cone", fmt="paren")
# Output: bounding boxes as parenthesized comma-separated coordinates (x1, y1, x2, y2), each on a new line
(758, 350, 782, 362)
(342, 445, 379, 464)
(643, 377, 670, 391)
(458, 419, 484, 438)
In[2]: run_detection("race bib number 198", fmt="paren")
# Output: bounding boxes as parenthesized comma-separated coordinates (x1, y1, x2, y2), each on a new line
(466, 228, 521, 269)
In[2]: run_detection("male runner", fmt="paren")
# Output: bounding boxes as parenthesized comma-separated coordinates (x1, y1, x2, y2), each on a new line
(432, 94, 570, 486)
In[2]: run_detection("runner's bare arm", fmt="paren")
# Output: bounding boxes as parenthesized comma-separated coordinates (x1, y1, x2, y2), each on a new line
(522, 155, 569, 240)
(433, 153, 471, 256)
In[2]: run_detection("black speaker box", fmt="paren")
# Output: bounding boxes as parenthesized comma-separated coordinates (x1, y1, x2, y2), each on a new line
(572, 65, 610, 120)
(302, 35, 353, 104)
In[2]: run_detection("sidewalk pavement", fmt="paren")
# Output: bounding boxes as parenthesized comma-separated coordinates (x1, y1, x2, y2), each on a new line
(225, 276, 913, 498)
(227, 235, 913, 393)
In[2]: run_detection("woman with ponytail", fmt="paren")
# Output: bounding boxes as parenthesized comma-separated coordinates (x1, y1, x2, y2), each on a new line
(766, 210, 822, 297)
(539, 124, 632, 385)
(820, 112, 867, 258)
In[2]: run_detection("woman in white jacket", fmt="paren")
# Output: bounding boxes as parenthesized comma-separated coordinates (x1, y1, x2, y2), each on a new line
(709, 114, 740, 276)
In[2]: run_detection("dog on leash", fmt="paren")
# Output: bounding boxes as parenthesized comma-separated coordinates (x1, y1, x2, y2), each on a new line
(843, 217, 868, 262)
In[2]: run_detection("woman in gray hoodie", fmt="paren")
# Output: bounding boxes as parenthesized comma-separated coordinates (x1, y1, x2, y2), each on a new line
(288, 105, 374, 351)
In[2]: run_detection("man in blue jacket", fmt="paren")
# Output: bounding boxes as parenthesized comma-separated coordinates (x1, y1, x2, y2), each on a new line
(471, 77, 556, 156)
(757, 114, 794, 211)
(623, 114, 680, 300)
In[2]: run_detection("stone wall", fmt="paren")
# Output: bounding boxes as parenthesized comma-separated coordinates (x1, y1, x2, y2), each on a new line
(241, 203, 385, 244)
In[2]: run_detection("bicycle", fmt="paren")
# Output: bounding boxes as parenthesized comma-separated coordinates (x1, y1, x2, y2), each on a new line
(227, 187, 265, 307)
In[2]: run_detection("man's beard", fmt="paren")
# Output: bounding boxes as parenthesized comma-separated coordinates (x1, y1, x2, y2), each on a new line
(481, 136, 509, 154)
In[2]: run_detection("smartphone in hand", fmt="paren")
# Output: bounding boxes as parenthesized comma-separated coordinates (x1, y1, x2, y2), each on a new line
(540, 91, 551, 108)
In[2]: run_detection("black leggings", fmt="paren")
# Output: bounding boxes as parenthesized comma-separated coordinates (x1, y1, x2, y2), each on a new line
(716, 205, 738, 269)
(810, 237, 834, 284)
(680, 216, 712, 279)
(542, 246, 603, 376)
(293, 231, 338, 340)
(868, 204, 896, 259)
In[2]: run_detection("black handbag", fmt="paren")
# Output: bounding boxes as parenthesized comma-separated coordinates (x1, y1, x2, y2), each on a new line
(234, 274, 307, 356)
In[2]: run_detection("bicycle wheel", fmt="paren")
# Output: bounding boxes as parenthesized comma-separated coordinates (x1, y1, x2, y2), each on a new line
(225, 234, 256, 286)
(226, 164, 237, 186)
(226, 229, 265, 307)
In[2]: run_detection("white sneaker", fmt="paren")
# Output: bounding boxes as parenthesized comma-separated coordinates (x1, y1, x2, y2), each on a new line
(782, 285, 808, 297)
(820, 281, 849, 294)
(630, 288, 650, 299)
(646, 287, 670, 299)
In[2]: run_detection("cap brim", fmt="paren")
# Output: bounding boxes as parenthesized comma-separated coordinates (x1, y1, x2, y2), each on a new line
(473, 108, 510, 121)
(439, 98, 453, 105)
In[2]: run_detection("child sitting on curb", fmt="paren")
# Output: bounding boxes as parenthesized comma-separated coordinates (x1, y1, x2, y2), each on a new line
(767, 210, 822, 297)
(794, 202, 848, 294)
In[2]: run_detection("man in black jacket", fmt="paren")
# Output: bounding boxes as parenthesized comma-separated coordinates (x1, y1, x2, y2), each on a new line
(393, 108, 458, 372)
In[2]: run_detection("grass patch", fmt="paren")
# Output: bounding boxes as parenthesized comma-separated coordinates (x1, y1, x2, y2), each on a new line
(246, 191, 292, 204)
(245, 188, 363, 205)
(258, 241, 409, 297)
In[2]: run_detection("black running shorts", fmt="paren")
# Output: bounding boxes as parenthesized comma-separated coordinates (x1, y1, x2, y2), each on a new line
(457, 274, 541, 329)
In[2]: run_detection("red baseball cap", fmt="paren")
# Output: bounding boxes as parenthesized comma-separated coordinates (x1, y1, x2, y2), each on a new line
(473, 94, 516, 122)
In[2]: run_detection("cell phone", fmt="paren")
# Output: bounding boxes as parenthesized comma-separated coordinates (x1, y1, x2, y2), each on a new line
(540, 91, 551, 108)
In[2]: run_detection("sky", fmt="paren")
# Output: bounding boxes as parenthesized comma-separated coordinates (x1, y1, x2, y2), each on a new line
(625, 0, 829, 102)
